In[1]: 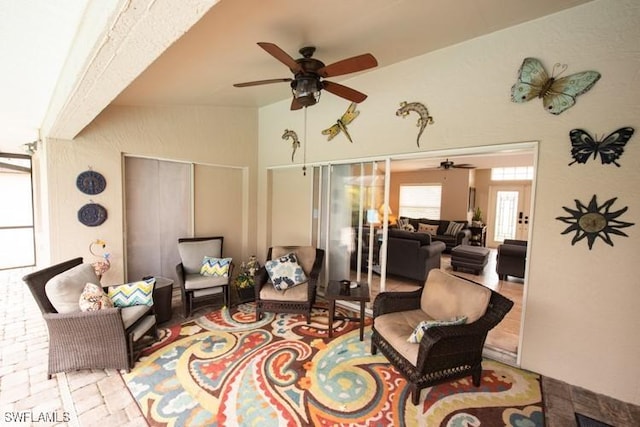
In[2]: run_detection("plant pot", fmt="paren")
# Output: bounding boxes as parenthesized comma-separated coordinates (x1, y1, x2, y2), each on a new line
(236, 286, 255, 304)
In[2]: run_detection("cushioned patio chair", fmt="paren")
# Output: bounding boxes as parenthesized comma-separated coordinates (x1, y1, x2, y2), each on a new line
(22, 257, 158, 378)
(496, 239, 527, 280)
(254, 245, 324, 323)
(371, 269, 513, 405)
(176, 236, 233, 317)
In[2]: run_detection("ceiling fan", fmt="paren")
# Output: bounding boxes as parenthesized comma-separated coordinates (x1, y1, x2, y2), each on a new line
(233, 42, 378, 110)
(438, 159, 475, 170)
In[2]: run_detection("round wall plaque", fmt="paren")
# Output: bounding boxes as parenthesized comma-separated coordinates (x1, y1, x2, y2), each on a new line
(76, 170, 106, 195)
(78, 203, 108, 227)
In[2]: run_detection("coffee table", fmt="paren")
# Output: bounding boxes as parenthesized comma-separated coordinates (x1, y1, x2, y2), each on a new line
(326, 280, 370, 341)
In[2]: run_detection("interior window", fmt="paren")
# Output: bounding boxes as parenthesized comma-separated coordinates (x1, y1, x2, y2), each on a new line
(491, 166, 533, 181)
(399, 184, 442, 219)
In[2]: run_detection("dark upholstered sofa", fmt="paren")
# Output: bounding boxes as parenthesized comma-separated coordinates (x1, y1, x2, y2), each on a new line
(384, 228, 446, 283)
(398, 217, 471, 252)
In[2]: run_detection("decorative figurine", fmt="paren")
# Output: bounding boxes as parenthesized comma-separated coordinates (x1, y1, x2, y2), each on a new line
(282, 129, 300, 162)
(511, 57, 600, 115)
(322, 102, 360, 143)
(89, 239, 111, 279)
(396, 101, 434, 147)
(568, 127, 634, 167)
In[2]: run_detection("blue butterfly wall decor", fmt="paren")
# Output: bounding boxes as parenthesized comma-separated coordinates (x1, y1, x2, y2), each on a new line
(569, 127, 634, 167)
(511, 57, 600, 115)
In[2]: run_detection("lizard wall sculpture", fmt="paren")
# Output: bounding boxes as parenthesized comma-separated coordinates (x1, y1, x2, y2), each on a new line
(282, 129, 300, 162)
(396, 101, 434, 147)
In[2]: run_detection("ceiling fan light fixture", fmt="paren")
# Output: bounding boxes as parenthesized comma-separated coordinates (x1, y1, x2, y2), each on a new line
(291, 76, 321, 106)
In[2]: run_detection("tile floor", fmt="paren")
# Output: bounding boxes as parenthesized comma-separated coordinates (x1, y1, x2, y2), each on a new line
(1, 267, 638, 426)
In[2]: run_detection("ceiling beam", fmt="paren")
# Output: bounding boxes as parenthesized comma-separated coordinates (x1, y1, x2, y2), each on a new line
(41, 0, 220, 141)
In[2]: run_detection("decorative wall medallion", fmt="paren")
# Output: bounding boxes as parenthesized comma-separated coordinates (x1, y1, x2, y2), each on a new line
(322, 102, 359, 143)
(78, 203, 108, 227)
(510, 57, 600, 115)
(282, 129, 300, 162)
(556, 195, 633, 250)
(569, 127, 634, 167)
(76, 170, 106, 195)
(395, 101, 434, 147)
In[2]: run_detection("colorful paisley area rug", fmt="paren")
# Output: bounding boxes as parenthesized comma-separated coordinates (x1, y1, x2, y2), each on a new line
(123, 303, 544, 426)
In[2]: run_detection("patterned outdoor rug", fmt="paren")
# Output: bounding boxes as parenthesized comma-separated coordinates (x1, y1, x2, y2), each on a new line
(123, 303, 544, 426)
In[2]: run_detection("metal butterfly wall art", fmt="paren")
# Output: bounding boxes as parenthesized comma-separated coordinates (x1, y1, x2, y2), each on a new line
(322, 102, 360, 143)
(569, 127, 634, 167)
(511, 57, 601, 115)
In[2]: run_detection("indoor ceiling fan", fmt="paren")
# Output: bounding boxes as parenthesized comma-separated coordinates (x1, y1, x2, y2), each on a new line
(438, 159, 476, 170)
(233, 42, 378, 110)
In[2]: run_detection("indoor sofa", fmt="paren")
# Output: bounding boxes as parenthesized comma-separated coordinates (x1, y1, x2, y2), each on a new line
(384, 228, 446, 283)
(397, 216, 471, 252)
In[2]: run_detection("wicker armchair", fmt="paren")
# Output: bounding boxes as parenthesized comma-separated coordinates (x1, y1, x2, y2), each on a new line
(254, 246, 324, 323)
(371, 269, 513, 405)
(22, 258, 158, 378)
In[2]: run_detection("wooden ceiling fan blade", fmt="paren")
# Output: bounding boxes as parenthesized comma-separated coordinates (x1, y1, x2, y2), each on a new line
(290, 97, 304, 110)
(318, 53, 377, 78)
(453, 164, 475, 169)
(257, 42, 302, 73)
(233, 78, 292, 87)
(323, 81, 367, 103)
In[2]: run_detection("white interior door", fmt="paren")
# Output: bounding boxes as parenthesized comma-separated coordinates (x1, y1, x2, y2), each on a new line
(487, 184, 531, 247)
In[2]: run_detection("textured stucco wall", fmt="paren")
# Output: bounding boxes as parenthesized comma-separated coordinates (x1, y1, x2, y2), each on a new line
(44, 104, 258, 285)
(257, 0, 640, 404)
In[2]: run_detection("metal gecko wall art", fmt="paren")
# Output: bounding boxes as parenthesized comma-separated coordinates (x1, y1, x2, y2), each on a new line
(396, 101, 434, 147)
(282, 129, 300, 162)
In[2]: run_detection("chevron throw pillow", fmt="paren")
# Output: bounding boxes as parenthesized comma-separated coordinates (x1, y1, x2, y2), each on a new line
(407, 316, 467, 343)
(200, 257, 232, 277)
(108, 278, 155, 307)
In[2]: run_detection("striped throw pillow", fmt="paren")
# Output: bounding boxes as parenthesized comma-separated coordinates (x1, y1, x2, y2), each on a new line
(200, 257, 232, 277)
(108, 278, 155, 307)
(445, 222, 465, 236)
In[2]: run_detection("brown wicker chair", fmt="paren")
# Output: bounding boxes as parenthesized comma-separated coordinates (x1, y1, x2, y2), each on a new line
(371, 269, 513, 405)
(254, 246, 324, 323)
(22, 258, 158, 378)
(176, 236, 234, 317)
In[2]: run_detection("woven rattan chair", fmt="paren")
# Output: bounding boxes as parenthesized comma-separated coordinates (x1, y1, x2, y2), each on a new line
(254, 246, 324, 323)
(176, 236, 233, 317)
(22, 258, 158, 378)
(371, 269, 513, 405)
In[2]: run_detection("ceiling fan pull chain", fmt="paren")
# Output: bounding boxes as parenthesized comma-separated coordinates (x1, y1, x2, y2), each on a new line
(302, 106, 308, 176)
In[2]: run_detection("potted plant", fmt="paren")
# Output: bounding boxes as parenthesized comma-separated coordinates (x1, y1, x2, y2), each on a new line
(472, 207, 483, 227)
(233, 256, 259, 303)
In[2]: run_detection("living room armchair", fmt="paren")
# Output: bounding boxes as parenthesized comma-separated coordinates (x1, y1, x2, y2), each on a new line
(176, 236, 233, 317)
(254, 245, 324, 323)
(496, 239, 527, 280)
(22, 258, 158, 378)
(371, 269, 513, 405)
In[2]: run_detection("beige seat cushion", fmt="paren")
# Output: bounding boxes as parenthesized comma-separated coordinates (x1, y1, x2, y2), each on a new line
(184, 273, 228, 290)
(45, 263, 101, 313)
(260, 282, 308, 302)
(421, 269, 491, 323)
(178, 239, 223, 274)
(271, 246, 316, 275)
(374, 309, 431, 366)
(120, 305, 152, 329)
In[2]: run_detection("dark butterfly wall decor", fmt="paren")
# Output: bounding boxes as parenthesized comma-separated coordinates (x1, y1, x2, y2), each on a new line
(568, 127, 634, 167)
(511, 57, 600, 115)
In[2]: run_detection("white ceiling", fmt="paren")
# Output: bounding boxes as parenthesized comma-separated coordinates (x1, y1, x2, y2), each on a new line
(0, 0, 594, 154)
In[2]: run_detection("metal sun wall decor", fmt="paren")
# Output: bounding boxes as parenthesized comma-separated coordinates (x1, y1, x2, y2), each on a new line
(395, 101, 434, 147)
(282, 129, 300, 162)
(510, 57, 601, 115)
(568, 127, 634, 167)
(322, 102, 360, 143)
(556, 195, 634, 250)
